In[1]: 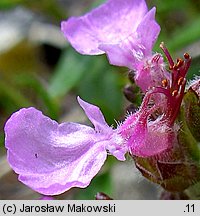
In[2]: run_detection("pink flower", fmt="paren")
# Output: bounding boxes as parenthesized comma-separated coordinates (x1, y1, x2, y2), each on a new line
(61, 0, 164, 92)
(4, 0, 193, 196)
(5, 88, 179, 195)
(119, 91, 175, 157)
(133, 53, 170, 92)
(4, 97, 127, 195)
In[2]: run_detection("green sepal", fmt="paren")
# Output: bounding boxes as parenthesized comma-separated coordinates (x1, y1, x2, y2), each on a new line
(134, 154, 200, 192)
(182, 88, 200, 142)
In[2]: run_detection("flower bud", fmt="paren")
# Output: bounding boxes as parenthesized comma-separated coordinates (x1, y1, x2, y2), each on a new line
(123, 85, 137, 103)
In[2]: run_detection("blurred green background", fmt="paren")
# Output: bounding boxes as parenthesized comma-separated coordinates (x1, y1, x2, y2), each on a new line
(0, 0, 200, 200)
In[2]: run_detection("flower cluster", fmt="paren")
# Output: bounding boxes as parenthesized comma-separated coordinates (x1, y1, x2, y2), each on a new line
(4, 0, 199, 196)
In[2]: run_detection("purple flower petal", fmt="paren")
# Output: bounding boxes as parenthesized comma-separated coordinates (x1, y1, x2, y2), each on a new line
(105, 134, 127, 161)
(5, 108, 108, 195)
(77, 97, 127, 160)
(77, 96, 111, 133)
(5, 98, 128, 195)
(134, 54, 169, 92)
(99, 43, 137, 69)
(61, 0, 148, 55)
(99, 7, 160, 69)
(136, 7, 160, 57)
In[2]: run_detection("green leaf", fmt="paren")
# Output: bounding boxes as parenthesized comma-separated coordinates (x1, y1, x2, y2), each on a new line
(0, 133, 5, 148)
(48, 48, 92, 99)
(0, 0, 24, 9)
(22, 0, 65, 21)
(151, 0, 188, 13)
(187, 55, 200, 80)
(186, 181, 200, 199)
(77, 56, 125, 124)
(0, 0, 65, 20)
(15, 74, 59, 120)
(167, 16, 200, 52)
(182, 89, 200, 142)
(176, 89, 200, 163)
(0, 79, 31, 108)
